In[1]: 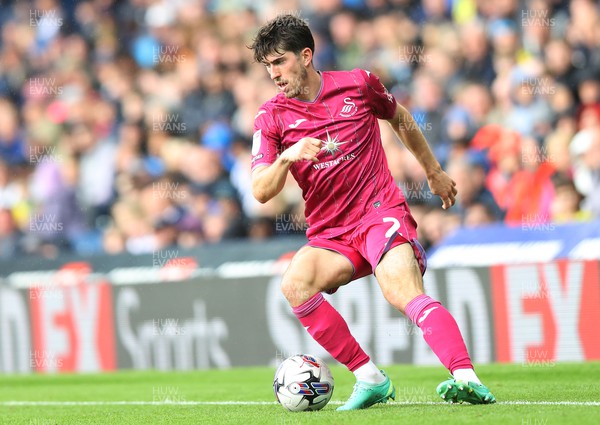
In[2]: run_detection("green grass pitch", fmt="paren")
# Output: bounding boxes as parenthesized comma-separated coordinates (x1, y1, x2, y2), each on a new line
(1, 362, 599, 424)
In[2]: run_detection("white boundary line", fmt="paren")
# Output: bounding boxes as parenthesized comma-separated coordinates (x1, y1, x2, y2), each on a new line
(2, 400, 600, 406)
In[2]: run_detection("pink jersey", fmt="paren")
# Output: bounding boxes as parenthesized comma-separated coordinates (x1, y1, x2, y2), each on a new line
(252, 68, 406, 239)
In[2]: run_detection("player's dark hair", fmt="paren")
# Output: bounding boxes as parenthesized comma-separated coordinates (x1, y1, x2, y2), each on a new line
(249, 14, 315, 64)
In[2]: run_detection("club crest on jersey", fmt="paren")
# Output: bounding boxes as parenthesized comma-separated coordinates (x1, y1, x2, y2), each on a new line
(339, 97, 358, 117)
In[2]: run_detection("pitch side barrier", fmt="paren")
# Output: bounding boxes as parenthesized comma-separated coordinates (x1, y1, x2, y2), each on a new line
(1, 256, 599, 373)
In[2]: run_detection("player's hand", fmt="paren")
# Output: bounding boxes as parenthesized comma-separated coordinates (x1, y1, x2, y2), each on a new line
(280, 137, 321, 163)
(427, 168, 457, 210)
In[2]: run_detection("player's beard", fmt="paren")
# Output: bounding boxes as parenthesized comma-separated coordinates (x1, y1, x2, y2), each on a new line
(284, 66, 308, 99)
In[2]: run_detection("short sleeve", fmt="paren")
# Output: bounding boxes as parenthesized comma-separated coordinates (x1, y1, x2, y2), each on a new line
(251, 108, 280, 170)
(357, 69, 397, 120)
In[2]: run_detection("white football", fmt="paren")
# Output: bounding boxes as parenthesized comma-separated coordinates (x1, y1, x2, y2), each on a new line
(273, 354, 334, 412)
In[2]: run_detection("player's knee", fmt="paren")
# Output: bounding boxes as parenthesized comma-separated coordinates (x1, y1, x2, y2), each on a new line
(379, 284, 405, 311)
(378, 287, 414, 314)
(376, 263, 424, 313)
(280, 270, 319, 306)
(280, 248, 321, 304)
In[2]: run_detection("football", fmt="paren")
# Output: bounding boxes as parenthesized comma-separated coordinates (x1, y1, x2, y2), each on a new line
(273, 354, 334, 412)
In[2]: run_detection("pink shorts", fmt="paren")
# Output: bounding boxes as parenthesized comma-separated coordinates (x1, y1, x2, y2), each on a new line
(307, 201, 427, 283)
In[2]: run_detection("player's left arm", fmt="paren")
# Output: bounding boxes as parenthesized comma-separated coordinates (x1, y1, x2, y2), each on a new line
(387, 103, 457, 210)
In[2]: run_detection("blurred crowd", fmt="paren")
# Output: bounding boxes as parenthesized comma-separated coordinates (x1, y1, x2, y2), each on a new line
(0, 0, 599, 259)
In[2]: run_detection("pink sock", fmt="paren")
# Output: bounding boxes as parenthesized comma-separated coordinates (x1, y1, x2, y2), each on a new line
(293, 293, 369, 372)
(405, 294, 473, 373)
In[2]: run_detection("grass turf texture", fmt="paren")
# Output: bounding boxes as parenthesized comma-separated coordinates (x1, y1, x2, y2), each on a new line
(1, 362, 599, 425)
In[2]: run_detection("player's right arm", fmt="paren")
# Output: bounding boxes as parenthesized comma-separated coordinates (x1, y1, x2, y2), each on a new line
(252, 139, 321, 203)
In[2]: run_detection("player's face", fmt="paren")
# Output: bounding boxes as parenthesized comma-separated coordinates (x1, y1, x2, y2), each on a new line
(263, 51, 308, 99)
